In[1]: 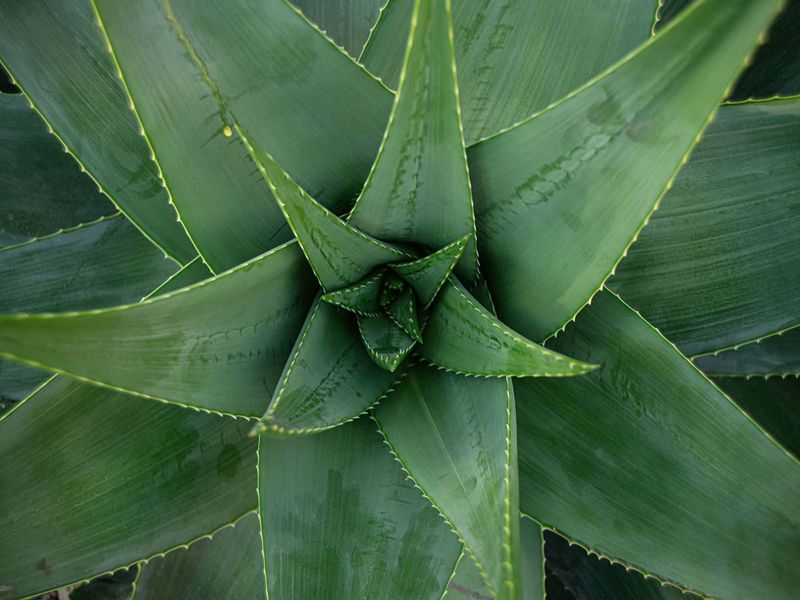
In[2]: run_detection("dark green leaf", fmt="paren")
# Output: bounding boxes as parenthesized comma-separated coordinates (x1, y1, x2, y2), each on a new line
(259, 417, 461, 598)
(133, 513, 263, 600)
(695, 328, 800, 377)
(387, 286, 422, 343)
(361, 0, 657, 141)
(0, 377, 257, 599)
(421, 280, 597, 378)
(0, 0, 195, 262)
(391, 235, 468, 308)
(358, 313, 416, 372)
(611, 98, 800, 355)
(374, 367, 520, 599)
(321, 270, 385, 315)
(348, 0, 479, 282)
(516, 291, 800, 599)
(143, 256, 213, 299)
(469, 0, 781, 343)
(0, 242, 316, 417)
(94, 0, 291, 272)
(0, 93, 113, 246)
(290, 0, 387, 58)
(255, 297, 398, 435)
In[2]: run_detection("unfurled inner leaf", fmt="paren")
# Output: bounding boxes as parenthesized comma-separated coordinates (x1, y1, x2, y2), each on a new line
(321, 269, 385, 315)
(391, 235, 468, 308)
(386, 286, 422, 343)
(358, 313, 416, 372)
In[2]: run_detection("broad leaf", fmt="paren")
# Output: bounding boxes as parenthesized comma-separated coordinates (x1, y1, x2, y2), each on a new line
(468, 0, 781, 343)
(421, 280, 597, 378)
(516, 291, 800, 599)
(259, 417, 461, 598)
(0, 93, 113, 246)
(290, 0, 387, 58)
(0, 242, 316, 417)
(610, 98, 800, 355)
(169, 0, 393, 217)
(358, 313, 416, 372)
(391, 235, 468, 307)
(94, 0, 291, 272)
(695, 329, 800, 378)
(254, 151, 408, 291)
(0, 377, 257, 599)
(348, 0, 478, 282)
(133, 513, 263, 600)
(360, 0, 657, 141)
(255, 297, 398, 436)
(0, 0, 195, 263)
(374, 367, 520, 599)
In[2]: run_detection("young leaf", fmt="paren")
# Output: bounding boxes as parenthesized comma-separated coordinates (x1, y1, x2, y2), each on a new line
(358, 313, 416, 372)
(348, 0, 479, 282)
(386, 287, 423, 343)
(0, 242, 317, 417)
(516, 291, 800, 599)
(421, 280, 598, 378)
(255, 297, 399, 436)
(259, 417, 461, 598)
(321, 270, 385, 316)
(610, 98, 800, 356)
(0, 377, 257, 599)
(468, 0, 782, 343)
(391, 235, 468, 308)
(374, 367, 521, 599)
(254, 150, 409, 291)
(0, 0, 195, 263)
(695, 328, 800, 378)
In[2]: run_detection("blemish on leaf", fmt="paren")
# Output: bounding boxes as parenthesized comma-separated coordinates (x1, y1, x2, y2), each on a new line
(216, 443, 242, 479)
(222, 125, 233, 138)
(35, 558, 52, 576)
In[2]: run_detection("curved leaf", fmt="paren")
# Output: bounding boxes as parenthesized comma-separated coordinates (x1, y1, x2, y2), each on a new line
(0, 377, 257, 599)
(259, 417, 461, 599)
(391, 235, 468, 308)
(0, 93, 113, 246)
(610, 98, 800, 355)
(386, 286, 422, 343)
(290, 0, 387, 58)
(0, 0, 195, 262)
(361, 0, 656, 141)
(469, 0, 781, 343)
(255, 297, 398, 436)
(695, 328, 800, 378)
(375, 367, 520, 599)
(93, 0, 291, 272)
(349, 0, 478, 281)
(322, 270, 385, 315)
(516, 291, 800, 599)
(358, 313, 416, 372)
(0, 242, 317, 417)
(421, 280, 597, 378)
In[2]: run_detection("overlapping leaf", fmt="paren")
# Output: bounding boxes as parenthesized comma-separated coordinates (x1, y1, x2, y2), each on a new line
(695, 328, 800, 377)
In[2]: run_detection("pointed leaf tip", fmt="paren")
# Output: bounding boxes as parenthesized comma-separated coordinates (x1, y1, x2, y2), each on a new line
(391, 235, 470, 307)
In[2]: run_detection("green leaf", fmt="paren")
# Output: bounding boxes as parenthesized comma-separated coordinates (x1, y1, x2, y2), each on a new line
(386, 286, 422, 343)
(0, 93, 113, 246)
(468, 0, 781, 343)
(255, 297, 399, 436)
(421, 280, 597, 378)
(374, 367, 520, 599)
(321, 270, 385, 315)
(0, 377, 257, 599)
(168, 0, 393, 217)
(610, 98, 800, 355)
(348, 0, 479, 282)
(254, 150, 409, 291)
(695, 328, 800, 378)
(358, 313, 416, 372)
(259, 417, 461, 598)
(143, 256, 213, 299)
(93, 0, 291, 272)
(0, 242, 317, 417)
(713, 376, 800, 459)
(391, 235, 468, 308)
(133, 513, 263, 600)
(290, 0, 387, 58)
(360, 0, 657, 141)
(516, 290, 800, 599)
(0, 0, 195, 263)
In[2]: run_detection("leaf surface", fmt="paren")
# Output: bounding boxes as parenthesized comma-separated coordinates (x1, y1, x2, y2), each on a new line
(133, 513, 263, 600)
(386, 286, 422, 342)
(290, 0, 387, 58)
(0, 0, 195, 262)
(0, 93, 113, 246)
(0, 242, 317, 417)
(255, 297, 399, 435)
(610, 98, 800, 355)
(358, 313, 416, 372)
(259, 417, 461, 598)
(516, 291, 800, 599)
(391, 236, 467, 307)
(361, 0, 656, 141)
(322, 270, 385, 315)
(469, 0, 781, 343)
(695, 328, 800, 378)
(421, 280, 597, 378)
(374, 366, 520, 599)
(0, 377, 257, 599)
(348, 0, 479, 281)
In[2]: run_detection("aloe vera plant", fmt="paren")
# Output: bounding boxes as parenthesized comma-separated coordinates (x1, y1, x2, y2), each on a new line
(0, 0, 798, 598)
